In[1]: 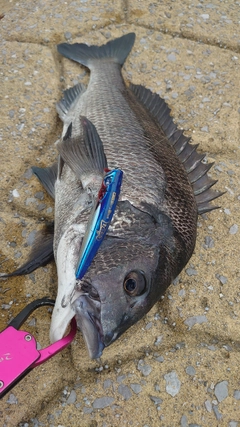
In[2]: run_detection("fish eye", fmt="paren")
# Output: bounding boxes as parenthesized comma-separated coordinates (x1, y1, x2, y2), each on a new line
(123, 270, 146, 296)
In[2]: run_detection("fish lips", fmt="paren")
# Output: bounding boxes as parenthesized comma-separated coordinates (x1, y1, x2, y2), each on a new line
(73, 294, 105, 359)
(72, 290, 138, 359)
(73, 294, 131, 358)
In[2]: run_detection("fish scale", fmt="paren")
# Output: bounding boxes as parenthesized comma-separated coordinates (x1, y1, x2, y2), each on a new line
(66, 64, 167, 211)
(1, 33, 223, 359)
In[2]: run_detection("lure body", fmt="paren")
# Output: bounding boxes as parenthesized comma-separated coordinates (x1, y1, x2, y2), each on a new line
(76, 169, 123, 280)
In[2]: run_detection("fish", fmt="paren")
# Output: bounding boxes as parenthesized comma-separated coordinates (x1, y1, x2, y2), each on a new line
(1, 33, 223, 359)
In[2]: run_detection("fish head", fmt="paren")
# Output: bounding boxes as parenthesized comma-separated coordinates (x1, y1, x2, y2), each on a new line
(72, 202, 180, 359)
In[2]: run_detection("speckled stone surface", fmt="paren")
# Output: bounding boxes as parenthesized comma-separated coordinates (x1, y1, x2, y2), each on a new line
(0, 1, 239, 426)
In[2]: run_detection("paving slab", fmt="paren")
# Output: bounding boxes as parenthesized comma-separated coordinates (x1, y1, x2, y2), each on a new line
(0, 41, 60, 193)
(128, 0, 240, 51)
(0, 0, 124, 44)
(0, 2, 240, 427)
(0, 40, 60, 300)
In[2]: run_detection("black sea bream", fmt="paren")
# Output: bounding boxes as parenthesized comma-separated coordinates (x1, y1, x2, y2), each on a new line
(2, 33, 222, 358)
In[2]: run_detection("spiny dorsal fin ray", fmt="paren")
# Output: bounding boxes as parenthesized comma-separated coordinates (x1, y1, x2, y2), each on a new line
(57, 116, 107, 182)
(192, 174, 217, 195)
(182, 149, 205, 173)
(170, 130, 187, 154)
(195, 188, 224, 205)
(32, 163, 58, 199)
(178, 143, 199, 164)
(188, 162, 213, 183)
(129, 83, 222, 214)
(56, 83, 86, 121)
(0, 223, 54, 278)
(197, 202, 219, 215)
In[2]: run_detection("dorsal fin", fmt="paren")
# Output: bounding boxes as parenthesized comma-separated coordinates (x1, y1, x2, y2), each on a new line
(130, 84, 223, 214)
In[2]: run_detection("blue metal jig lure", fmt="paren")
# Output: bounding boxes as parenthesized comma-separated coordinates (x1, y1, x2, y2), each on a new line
(75, 168, 123, 280)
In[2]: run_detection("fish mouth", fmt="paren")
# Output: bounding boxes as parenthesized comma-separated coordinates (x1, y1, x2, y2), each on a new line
(73, 295, 105, 359)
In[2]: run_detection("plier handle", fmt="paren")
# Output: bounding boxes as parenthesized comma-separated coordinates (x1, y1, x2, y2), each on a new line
(0, 297, 76, 398)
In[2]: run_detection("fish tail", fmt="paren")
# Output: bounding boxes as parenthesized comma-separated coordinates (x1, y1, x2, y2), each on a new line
(57, 33, 136, 69)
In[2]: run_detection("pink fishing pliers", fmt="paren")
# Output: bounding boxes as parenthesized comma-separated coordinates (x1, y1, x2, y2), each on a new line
(0, 297, 76, 398)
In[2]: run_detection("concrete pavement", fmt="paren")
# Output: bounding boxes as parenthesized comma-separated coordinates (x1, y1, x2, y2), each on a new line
(0, 1, 239, 426)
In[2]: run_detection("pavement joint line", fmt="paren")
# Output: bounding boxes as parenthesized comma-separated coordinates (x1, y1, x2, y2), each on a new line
(2, 22, 239, 55)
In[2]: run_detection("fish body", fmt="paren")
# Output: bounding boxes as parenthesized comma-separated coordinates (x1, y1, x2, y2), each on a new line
(2, 33, 222, 358)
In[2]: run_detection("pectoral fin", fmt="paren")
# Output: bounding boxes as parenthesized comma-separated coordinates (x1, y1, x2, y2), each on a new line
(56, 116, 107, 186)
(32, 163, 58, 199)
(0, 222, 54, 278)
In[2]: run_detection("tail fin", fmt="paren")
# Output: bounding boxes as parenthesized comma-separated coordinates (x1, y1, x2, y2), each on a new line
(57, 33, 136, 69)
